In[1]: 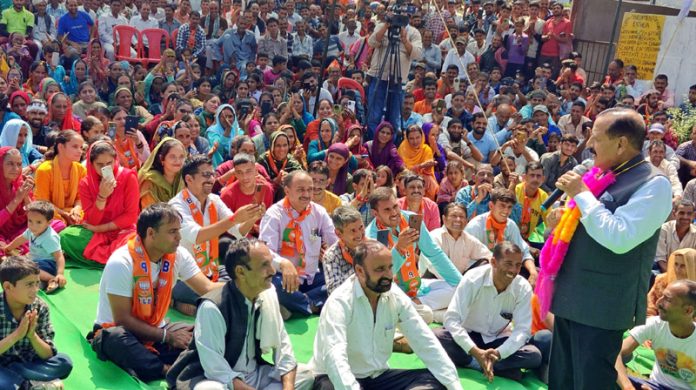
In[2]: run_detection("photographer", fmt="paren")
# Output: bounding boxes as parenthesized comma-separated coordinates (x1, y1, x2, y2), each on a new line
(366, 8, 422, 139)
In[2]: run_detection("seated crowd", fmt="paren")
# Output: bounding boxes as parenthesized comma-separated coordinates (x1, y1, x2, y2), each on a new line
(0, 0, 695, 388)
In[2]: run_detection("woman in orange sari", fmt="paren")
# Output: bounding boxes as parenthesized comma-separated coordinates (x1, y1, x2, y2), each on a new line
(397, 124, 439, 200)
(34, 130, 86, 225)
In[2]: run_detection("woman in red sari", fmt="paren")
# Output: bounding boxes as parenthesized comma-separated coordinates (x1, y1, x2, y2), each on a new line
(46, 92, 81, 131)
(59, 140, 140, 267)
(0, 147, 33, 255)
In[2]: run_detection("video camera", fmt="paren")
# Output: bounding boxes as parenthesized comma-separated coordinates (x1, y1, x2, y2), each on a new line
(385, 0, 417, 28)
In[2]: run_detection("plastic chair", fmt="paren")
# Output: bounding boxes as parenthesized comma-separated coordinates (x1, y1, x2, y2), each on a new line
(171, 28, 179, 49)
(140, 28, 170, 65)
(337, 77, 366, 104)
(113, 25, 141, 63)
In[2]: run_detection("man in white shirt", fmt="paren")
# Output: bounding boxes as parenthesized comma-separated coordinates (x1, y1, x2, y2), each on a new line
(429, 203, 492, 277)
(131, 3, 160, 50)
(89, 203, 222, 381)
(654, 200, 696, 273)
(166, 238, 298, 390)
(337, 19, 359, 55)
(98, 0, 129, 60)
(310, 240, 464, 390)
(169, 156, 264, 314)
(259, 170, 338, 317)
(557, 101, 590, 140)
(441, 36, 476, 79)
(647, 140, 683, 201)
(434, 242, 542, 382)
(642, 124, 679, 171)
(615, 280, 696, 390)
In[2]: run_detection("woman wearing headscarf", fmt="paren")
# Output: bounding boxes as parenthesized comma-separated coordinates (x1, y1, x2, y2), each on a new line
(197, 94, 221, 131)
(4, 33, 33, 77)
(86, 39, 109, 88)
(308, 117, 337, 163)
(325, 142, 353, 196)
(422, 122, 447, 181)
(398, 124, 439, 200)
(647, 248, 696, 316)
(0, 119, 42, 168)
(342, 123, 372, 170)
(110, 106, 150, 170)
(205, 104, 240, 167)
(138, 137, 186, 209)
(9, 90, 30, 119)
(366, 121, 405, 175)
(34, 130, 87, 225)
(213, 69, 238, 104)
(45, 92, 81, 131)
(72, 81, 107, 119)
(279, 124, 307, 170)
(0, 147, 33, 256)
(39, 78, 61, 101)
(61, 59, 89, 99)
(257, 131, 303, 201)
(59, 140, 139, 267)
(23, 62, 50, 96)
(112, 87, 154, 125)
(303, 98, 334, 151)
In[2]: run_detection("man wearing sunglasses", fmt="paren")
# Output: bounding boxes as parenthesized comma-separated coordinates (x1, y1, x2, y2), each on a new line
(169, 155, 266, 316)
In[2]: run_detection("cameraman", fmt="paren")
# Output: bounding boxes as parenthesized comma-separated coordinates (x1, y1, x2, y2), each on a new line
(366, 9, 423, 139)
(301, 72, 333, 115)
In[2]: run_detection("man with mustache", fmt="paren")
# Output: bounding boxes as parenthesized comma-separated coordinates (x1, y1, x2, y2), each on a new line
(323, 206, 365, 295)
(169, 156, 265, 315)
(398, 175, 441, 231)
(167, 238, 299, 390)
(439, 119, 483, 169)
(310, 239, 463, 390)
(434, 242, 543, 383)
(654, 200, 696, 273)
(366, 187, 461, 321)
(464, 188, 538, 286)
(455, 164, 521, 223)
(615, 280, 696, 390)
(514, 162, 549, 242)
(429, 203, 492, 277)
(467, 112, 500, 164)
(259, 170, 338, 318)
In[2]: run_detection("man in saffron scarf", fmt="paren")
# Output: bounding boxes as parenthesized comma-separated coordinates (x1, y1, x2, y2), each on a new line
(544, 108, 672, 388)
(323, 206, 365, 295)
(464, 188, 538, 286)
(88, 203, 223, 381)
(365, 187, 461, 322)
(514, 162, 549, 245)
(169, 155, 265, 315)
(259, 170, 338, 318)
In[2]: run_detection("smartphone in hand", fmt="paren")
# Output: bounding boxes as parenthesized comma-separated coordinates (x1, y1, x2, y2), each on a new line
(377, 229, 390, 246)
(125, 116, 139, 135)
(254, 184, 265, 205)
(408, 214, 423, 231)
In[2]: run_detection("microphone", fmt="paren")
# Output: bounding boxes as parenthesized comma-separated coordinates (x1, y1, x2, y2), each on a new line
(541, 162, 591, 211)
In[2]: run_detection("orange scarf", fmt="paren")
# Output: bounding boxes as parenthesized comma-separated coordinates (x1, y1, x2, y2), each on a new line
(377, 215, 420, 297)
(279, 197, 312, 274)
(182, 189, 219, 281)
(520, 185, 539, 239)
(485, 214, 507, 250)
(101, 235, 175, 352)
(115, 134, 140, 170)
(268, 156, 288, 177)
(339, 240, 354, 265)
(187, 27, 196, 49)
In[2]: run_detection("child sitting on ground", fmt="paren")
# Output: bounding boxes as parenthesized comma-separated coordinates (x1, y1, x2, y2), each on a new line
(0, 256, 73, 388)
(0, 201, 67, 293)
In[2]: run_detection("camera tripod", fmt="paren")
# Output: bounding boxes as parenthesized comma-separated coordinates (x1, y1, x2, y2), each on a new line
(372, 26, 405, 135)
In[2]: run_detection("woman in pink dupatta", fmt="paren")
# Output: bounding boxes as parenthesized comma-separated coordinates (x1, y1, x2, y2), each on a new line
(0, 147, 32, 255)
(58, 140, 140, 267)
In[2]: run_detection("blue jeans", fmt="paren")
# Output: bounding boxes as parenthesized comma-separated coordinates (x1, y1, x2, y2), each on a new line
(271, 270, 327, 316)
(0, 353, 73, 388)
(367, 78, 404, 140)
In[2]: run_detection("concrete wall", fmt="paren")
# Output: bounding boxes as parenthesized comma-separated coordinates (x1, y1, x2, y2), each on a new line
(572, 0, 696, 42)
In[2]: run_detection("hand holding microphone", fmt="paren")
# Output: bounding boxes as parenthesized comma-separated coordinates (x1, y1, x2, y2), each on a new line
(541, 162, 592, 211)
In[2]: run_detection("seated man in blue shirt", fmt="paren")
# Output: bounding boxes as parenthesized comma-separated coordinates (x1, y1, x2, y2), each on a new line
(468, 112, 500, 164)
(456, 164, 521, 224)
(56, 0, 93, 64)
